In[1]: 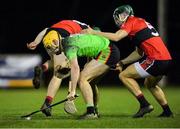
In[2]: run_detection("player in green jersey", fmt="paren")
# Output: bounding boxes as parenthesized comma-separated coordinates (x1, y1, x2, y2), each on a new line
(43, 31, 120, 119)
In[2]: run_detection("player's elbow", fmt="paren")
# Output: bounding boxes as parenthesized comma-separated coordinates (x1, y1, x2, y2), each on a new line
(113, 30, 128, 42)
(111, 33, 125, 42)
(113, 37, 121, 42)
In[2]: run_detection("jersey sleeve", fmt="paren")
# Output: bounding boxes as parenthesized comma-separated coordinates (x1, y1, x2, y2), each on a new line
(65, 46, 79, 61)
(72, 20, 88, 29)
(120, 18, 134, 34)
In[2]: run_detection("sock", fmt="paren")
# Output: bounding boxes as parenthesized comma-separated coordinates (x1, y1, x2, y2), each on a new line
(42, 64, 48, 72)
(87, 106, 95, 114)
(161, 104, 172, 114)
(136, 94, 150, 108)
(45, 96, 53, 105)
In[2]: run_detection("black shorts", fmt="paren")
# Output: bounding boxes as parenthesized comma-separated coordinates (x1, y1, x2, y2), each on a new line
(95, 43, 120, 68)
(134, 57, 172, 77)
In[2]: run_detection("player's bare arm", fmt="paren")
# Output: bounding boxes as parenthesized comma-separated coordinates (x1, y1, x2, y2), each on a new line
(67, 57, 80, 100)
(93, 29, 128, 42)
(82, 26, 128, 42)
(121, 47, 143, 65)
(27, 28, 48, 50)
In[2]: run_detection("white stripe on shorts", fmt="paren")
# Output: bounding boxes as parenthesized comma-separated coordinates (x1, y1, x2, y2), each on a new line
(134, 62, 151, 78)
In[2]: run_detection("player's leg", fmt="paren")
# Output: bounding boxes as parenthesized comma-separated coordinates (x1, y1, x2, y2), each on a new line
(91, 84, 99, 116)
(41, 54, 70, 116)
(51, 53, 77, 115)
(90, 72, 107, 117)
(144, 76, 173, 117)
(79, 59, 109, 119)
(84, 59, 100, 112)
(46, 76, 62, 98)
(79, 43, 119, 119)
(33, 60, 52, 89)
(41, 75, 62, 116)
(119, 64, 154, 118)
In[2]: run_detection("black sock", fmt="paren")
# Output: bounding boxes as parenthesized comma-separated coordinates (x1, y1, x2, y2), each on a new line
(136, 94, 150, 108)
(161, 104, 172, 114)
(87, 106, 95, 114)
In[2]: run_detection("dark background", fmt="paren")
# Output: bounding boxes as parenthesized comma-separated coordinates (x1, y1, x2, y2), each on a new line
(0, 0, 179, 85)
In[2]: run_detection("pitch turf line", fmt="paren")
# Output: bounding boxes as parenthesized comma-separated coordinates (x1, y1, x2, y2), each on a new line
(0, 86, 180, 128)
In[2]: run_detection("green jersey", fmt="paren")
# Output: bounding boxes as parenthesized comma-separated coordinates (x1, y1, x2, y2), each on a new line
(62, 34, 110, 60)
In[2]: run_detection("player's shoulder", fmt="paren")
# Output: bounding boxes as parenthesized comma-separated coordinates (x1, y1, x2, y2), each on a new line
(59, 20, 72, 23)
(127, 16, 146, 25)
(128, 16, 144, 21)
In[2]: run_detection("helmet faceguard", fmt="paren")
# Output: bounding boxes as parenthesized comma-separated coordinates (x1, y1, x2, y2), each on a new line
(43, 30, 62, 54)
(113, 5, 134, 27)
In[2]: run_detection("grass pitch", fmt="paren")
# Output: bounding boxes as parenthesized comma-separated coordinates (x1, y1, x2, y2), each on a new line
(0, 85, 180, 128)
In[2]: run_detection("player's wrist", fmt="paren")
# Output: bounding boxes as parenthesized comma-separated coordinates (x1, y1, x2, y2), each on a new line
(33, 41, 38, 45)
(117, 60, 124, 67)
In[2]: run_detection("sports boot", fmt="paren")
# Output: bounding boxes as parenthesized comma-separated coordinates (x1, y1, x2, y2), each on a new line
(158, 111, 174, 118)
(32, 66, 42, 89)
(133, 105, 154, 118)
(41, 102, 52, 117)
(79, 112, 98, 120)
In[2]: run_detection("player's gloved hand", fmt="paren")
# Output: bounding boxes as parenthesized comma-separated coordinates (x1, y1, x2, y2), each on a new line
(67, 91, 76, 101)
(27, 41, 37, 50)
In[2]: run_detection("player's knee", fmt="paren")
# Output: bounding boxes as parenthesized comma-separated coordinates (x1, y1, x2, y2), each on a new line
(119, 72, 127, 81)
(144, 80, 155, 89)
(79, 75, 87, 86)
(79, 76, 89, 83)
(78, 79, 88, 91)
(79, 74, 92, 89)
(80, 71, 90, 81)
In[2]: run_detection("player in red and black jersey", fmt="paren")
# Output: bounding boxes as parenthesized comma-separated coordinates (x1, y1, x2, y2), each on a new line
(82, 5, 173, 118)
(27, 20, 88, 88)
(26, 20, 89, 117)
(27, 20, 88, 53)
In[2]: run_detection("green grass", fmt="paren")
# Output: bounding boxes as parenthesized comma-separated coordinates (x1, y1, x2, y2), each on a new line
(0, 85, 180, 128)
